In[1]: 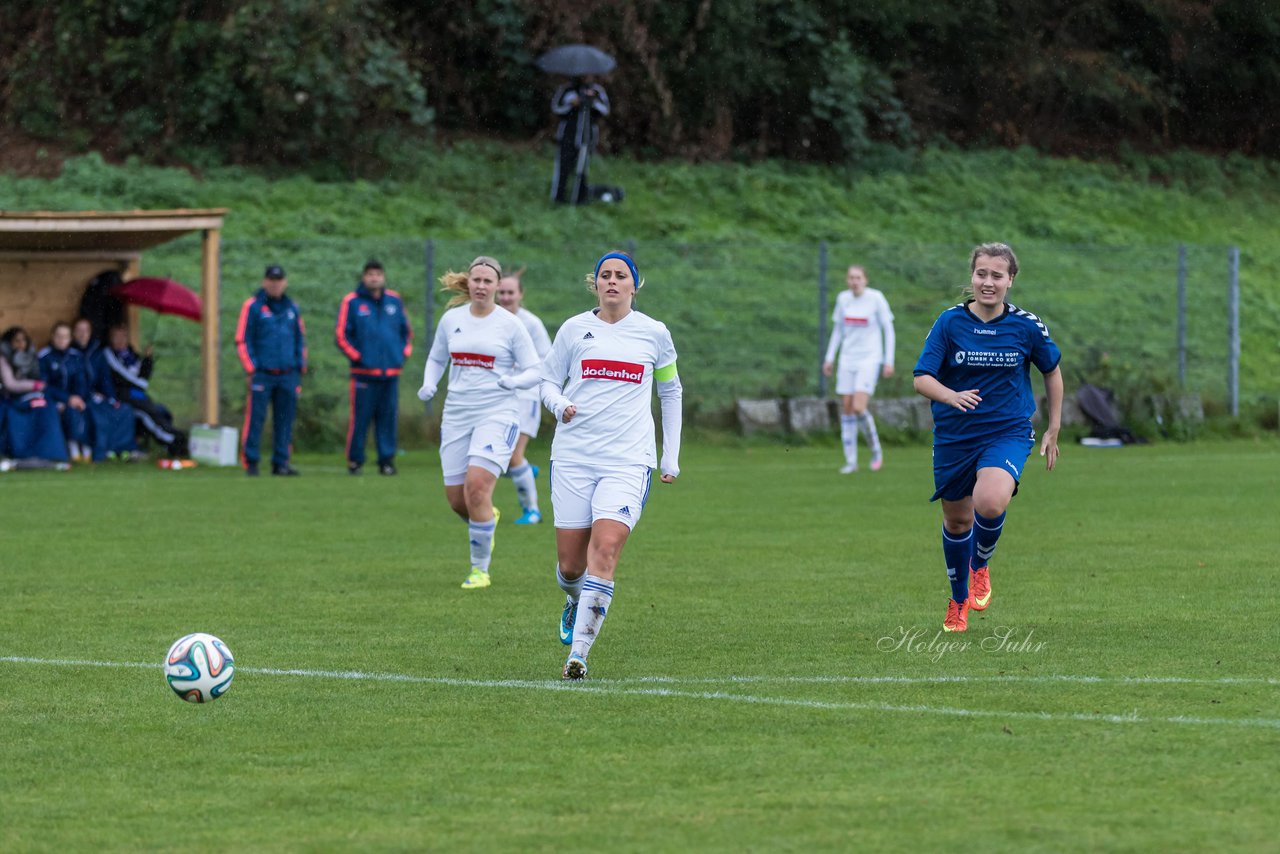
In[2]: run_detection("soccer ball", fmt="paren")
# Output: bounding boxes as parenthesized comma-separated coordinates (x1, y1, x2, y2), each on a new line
(164, 633, 235, 703)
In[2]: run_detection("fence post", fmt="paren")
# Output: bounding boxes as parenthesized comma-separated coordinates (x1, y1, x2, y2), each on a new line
(1177, 243, 1187, 388)
(817, 241, 828, 396)
(423, 238, 435, 414)
(1228, 245, 1240, 417)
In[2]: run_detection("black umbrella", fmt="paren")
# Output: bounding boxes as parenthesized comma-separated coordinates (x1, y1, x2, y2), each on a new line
(536, 44, 616, 76)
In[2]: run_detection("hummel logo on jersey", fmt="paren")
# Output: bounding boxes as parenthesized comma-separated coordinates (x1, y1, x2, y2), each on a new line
(582, 359, 643, 383)
(583, 332, 594, 339)
(618, 506, 631, 517)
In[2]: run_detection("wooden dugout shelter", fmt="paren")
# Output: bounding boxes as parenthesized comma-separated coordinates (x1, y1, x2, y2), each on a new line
(0, 208, 227, 423)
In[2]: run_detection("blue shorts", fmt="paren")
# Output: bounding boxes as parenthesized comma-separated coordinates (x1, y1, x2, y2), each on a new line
(930, 432, 1034, 502)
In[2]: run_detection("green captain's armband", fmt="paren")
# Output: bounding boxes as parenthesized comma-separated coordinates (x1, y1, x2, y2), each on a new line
(654, 362, 678, 382)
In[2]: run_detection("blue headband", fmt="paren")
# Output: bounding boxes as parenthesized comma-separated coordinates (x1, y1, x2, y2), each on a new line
(594, 252, 641, 290)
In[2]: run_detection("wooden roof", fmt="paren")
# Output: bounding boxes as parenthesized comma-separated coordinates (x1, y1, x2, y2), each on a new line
(0, 209, 228, 254)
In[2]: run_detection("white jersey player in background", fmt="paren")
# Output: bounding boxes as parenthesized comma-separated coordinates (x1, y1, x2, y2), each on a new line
(539, 252, 682, 681)
(822, 265, 895, 473)
(496, 269, 554, 525)
(418, 256, 541, 590)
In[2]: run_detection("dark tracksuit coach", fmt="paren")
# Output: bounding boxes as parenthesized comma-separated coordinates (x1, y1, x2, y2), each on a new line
(335, 259, 412, 475)
(236, 264, 307, 476)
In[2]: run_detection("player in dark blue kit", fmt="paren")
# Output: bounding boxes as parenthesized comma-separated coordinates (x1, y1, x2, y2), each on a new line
(38, 322, 91, 462)
(913, 243, 1063, 632)
(336, 259, 413, 475)
(235, 264, 307, 476)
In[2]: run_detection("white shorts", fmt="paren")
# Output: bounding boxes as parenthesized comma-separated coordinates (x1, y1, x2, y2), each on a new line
(550, 461, 653, 530)
(836, 360, 881, 396)
(517, 393, 542, 439)
(440, 416, 520, 486)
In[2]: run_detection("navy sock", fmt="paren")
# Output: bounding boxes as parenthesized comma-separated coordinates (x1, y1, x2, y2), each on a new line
(973, 510, 1006, 569)
(942, 526, 974, 603)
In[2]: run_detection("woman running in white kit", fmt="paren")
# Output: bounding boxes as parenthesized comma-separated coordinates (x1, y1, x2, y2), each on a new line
(495, 268, 554, 525)
(418, 256, 541, 590)
(539, 251, 682, 680)
(822, 264, 895, 473)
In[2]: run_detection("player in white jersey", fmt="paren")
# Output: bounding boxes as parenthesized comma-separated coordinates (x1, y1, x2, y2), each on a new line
(539, 252, 682, 681)
(822, 265, 895, 473)
(496, 269, 554, 525)
(417, 256, 541, 590)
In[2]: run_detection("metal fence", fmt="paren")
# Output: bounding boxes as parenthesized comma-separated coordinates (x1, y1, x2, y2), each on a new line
(131, 237, 1253, 442)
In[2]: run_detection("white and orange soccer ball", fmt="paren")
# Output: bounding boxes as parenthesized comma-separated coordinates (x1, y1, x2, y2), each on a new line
(164, 633, 235, 703)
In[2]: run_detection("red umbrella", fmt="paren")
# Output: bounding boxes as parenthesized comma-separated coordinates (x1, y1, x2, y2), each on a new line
(110, 277, 203, 322)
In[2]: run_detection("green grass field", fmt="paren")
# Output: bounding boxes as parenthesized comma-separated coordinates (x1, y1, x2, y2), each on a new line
(2, 439, 1278, 851)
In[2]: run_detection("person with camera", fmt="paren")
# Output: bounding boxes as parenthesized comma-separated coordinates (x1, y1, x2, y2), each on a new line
(550, 77, 610, 204)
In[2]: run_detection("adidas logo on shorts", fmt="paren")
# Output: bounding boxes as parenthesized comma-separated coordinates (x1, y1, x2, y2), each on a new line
(618, 506, 631, 516)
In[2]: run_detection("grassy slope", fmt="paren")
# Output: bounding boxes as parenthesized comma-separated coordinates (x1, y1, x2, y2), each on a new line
(2, 143, 1277, 430)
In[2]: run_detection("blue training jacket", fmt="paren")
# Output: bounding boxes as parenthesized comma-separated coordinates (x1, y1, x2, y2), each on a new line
(235, 289, 307, 374)
(335, 283, 413, 377)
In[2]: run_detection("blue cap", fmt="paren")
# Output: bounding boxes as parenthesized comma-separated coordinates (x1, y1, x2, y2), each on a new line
(264, 264, 285, 279)
(594, 252, 641, 289)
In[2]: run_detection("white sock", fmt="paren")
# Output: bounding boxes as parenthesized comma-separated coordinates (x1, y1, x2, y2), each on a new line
(468, 518, 496, 571)
(840, 415, 859, 465)
(571, 573, 614, 660)
(556, 563, 584, 602)
(509, 462, 538, 512)
(857, 412, 881, 454)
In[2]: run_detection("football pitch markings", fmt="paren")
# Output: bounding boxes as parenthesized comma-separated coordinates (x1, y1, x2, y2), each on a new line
(5, 655, 1279, 730)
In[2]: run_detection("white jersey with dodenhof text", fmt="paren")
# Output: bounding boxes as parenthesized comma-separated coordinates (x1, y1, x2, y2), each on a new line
(540, 308, 677, 468)
(824, 287, 895, 368)
(429, 304, 539, 426)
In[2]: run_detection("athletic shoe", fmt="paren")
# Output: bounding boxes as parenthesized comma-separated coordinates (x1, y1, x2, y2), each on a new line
(970, 566, 991, 610)
(378, 463, 397, 476)
(531, 465, 540, 479)
(562, 654, 588, 681)
(461, 568, 491, 589)
(245, 462, 259, 477)
(943, 597, 971, 632)
(272, 463, 300, 476)
(348, 462, 362, 475)
(870, 449, 884, 472)
(515, 509, 542, 525)
(560, 596, 578, 645)
(839, 463, 858, 474)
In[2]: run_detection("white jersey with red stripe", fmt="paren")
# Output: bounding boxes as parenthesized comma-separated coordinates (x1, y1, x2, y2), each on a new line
(512, 307, 553, 406)
(428, 304, 539, 426)
(541, 308, 677, 468)
(824, 287, 895, 368)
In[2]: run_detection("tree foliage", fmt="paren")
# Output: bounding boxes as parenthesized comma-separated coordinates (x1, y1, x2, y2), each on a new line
(2, 0, 1277, 169)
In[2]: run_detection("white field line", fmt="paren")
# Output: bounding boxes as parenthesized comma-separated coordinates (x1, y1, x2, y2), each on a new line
(3, 655, 1278, 730)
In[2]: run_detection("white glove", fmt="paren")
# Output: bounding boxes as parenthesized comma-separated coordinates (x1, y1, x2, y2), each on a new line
(417, 385, 436, 402)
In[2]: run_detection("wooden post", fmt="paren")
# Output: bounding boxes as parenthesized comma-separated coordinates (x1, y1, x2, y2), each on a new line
(200, 228, 221, 424)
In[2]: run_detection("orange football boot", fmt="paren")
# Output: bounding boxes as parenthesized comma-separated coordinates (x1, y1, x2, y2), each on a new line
(943, 597, 971, 632)
(969, 565, 991, 611)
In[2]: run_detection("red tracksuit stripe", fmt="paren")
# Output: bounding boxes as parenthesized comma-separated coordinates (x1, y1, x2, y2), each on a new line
(234, 297, 256, 373)
(240, 376, 254, 467)
(335, 293, 361, 361)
